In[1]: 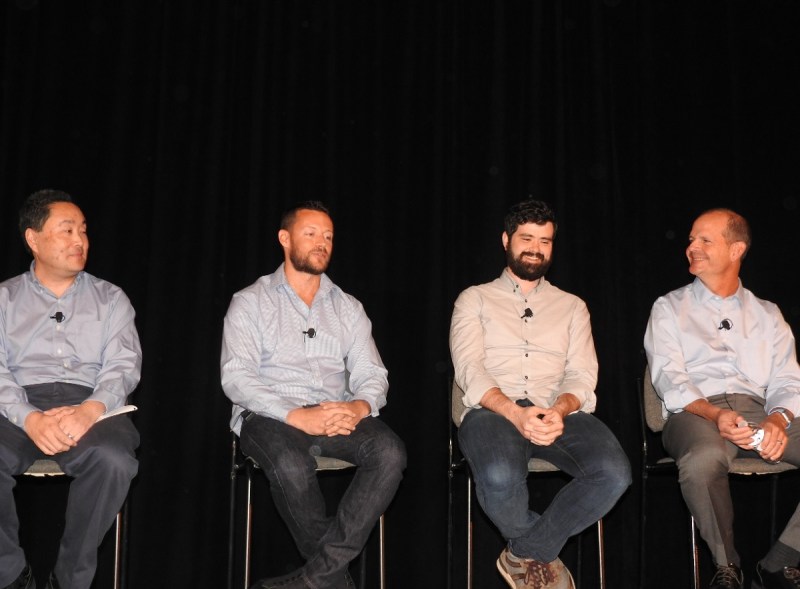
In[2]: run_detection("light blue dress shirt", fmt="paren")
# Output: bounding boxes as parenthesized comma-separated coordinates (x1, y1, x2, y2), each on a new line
(644, 278, 800, 418)
(0, 263, 142, 428)
(221, 263, 388, 434)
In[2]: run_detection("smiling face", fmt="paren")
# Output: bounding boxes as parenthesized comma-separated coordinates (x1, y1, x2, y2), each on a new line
(25, 201, 89, 285)
(686, 210, 745, 284)
(502, 221, 554, 283)
(279, 208, 334, 275)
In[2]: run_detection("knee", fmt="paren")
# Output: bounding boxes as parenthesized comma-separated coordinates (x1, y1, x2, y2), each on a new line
(676, 445, 728, 485)
(477, 461, 518, 493)
(364, 432, 407, 475)
(81, 443, 138, 481)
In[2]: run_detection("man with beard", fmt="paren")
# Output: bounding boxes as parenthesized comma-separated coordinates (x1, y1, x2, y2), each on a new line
(221, 201, 406, 589)
(450, 199, 630, 589)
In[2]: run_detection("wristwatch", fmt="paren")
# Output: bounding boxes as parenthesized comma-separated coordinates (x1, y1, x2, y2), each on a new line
(770, 407, 793, 430)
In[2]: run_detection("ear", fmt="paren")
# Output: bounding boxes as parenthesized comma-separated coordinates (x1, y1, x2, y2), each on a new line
(24, 228, 39, 255)
(501, 231, 510, 250)
(730, 241, 746, 261)
(278, 229, 290, 248)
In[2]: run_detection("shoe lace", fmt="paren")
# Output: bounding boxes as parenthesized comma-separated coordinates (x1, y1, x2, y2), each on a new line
(711, 565, 742, 588)
(523, 559, 556, 588)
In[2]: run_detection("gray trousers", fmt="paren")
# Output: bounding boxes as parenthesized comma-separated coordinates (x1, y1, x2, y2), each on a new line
(0, 383, 139, 589)
(663, 393, 800, 566)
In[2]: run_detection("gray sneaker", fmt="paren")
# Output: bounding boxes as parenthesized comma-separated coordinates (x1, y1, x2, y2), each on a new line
(496, 548, 575, 589)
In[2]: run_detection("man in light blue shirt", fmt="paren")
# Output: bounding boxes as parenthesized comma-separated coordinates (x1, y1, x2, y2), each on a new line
(0, 190, 141, 589)
(221, 201, 405, 589)
(645, 208, 800, 589)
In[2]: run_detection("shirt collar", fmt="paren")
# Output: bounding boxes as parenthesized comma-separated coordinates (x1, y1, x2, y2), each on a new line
(500, 268, 549, 296)
(275, 262, 334, 299)
(691, 276, 744, 304)
(27, 261, 85, 297)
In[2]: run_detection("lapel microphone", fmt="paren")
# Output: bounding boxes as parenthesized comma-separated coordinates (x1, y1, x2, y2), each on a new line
(520, 308, 533, 319)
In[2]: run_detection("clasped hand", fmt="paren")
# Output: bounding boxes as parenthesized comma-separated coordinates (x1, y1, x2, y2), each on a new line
(24, 401, 105, 455)
(516, 406, 565, 446)
(286, 400, 369, 437)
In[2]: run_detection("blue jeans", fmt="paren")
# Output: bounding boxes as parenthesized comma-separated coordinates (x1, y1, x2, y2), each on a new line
(458, 408, 630, 563)
(240, 413, 406, 588)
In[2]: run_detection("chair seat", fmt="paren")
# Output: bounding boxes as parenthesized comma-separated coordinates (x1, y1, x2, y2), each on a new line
(315, 456, 357, 471)
(528, 458, 561, 473)
(647, 454, 796, 475)
(23, 459, 65, 477)
(729, 459, 796, 475)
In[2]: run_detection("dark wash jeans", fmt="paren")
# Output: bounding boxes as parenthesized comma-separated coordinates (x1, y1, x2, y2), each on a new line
(458, 407, 631, 563)
(240, 413, 406, 588)
(0, 383, 139, 589)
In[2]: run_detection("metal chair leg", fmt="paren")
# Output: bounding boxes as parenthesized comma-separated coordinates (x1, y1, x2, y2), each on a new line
(597, 518, 605, 589)
(690, 515, 700, 589)
(379, 514, 386, 589)
(228, 465, 237, 589)
(245, 464, 253, 589)
(466, 473, 473, 589)
(113, 509, 124, 589)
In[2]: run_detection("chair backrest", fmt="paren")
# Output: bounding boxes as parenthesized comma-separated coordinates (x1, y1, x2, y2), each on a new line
(450, 378, 560, 473)
(642, 365, 667, 433)
(451, 380, 467, 428)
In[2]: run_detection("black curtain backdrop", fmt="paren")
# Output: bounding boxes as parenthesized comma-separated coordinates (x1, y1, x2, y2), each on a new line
(2, 1, 800, 587)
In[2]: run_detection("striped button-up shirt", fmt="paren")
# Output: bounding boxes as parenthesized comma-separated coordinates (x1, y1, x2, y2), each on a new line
(221, 263, 388, 434)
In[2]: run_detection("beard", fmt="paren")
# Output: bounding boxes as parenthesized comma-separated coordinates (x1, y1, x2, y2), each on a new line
(289, 248, 329, 275)
(507, 249, 551, 282)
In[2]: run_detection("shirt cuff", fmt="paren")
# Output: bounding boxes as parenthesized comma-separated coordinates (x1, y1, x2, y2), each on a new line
(6, 402, 40, 430)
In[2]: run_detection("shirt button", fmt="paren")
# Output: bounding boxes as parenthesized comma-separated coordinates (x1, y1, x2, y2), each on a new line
(525, 353, 529, 357)
(524, 375, 528, 380)
(57, 349, 62, 355)
(63, 361, 69, 368)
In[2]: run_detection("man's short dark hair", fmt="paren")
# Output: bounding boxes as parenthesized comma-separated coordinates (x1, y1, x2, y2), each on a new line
(19, 189, 74, 254)
(280, 201, 331, 231)
(504, 199, 558, 238)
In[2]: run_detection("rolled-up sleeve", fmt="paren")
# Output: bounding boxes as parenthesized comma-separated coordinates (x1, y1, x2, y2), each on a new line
(450, 288, 498, 409)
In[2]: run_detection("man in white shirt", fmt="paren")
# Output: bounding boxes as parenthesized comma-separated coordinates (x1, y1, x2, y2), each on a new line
(450, 199, 630, 589)
(645, 208, 800, 589)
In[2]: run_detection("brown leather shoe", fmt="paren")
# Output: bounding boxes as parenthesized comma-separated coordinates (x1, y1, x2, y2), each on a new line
(710, 564, 744, 589)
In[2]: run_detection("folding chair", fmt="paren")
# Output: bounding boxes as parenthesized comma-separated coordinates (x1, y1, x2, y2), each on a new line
(639, 364, 797, 589)
(21, 459, 127, 589)
(227, 432, 385, 589)
(447, 379, 605, 589)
